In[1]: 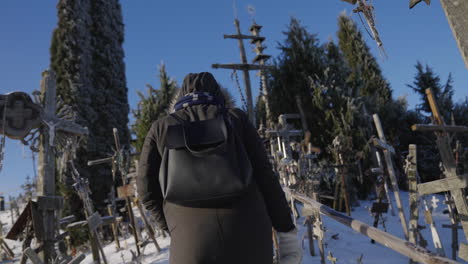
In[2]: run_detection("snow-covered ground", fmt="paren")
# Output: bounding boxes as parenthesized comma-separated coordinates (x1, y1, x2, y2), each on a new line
(1, 191, 466, 263)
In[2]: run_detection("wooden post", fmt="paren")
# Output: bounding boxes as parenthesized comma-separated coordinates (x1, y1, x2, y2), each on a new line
(313, 208, 325, 264)
(375, 151, 396, 216)
(135, 199, 161, 252)
(250, 23, 272, 127)
(407, 144, 419, 263)
(233, 19, 255, 124)
(373, 114, 409, 240)
(37, 71, 58, 263)
(113, 128, 140, 256)
(272, 228, 280, 264)
(443, 194, 460, 260)
(213, 20, 274, 126)
(305, 216, 315, 256)
(107, 204, 121, 250)
(338, 153, 351, 216)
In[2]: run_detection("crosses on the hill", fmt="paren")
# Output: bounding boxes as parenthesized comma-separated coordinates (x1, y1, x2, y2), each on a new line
(411, 88, 468, 260)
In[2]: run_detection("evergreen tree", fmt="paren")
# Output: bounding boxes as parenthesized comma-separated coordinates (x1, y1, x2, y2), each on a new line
(50, 0, 130, 211)
(337, 14, 392, 108)
(407, 62, 454, 120)
(132, 64, 177, 151)
(267, 17, 327, 131)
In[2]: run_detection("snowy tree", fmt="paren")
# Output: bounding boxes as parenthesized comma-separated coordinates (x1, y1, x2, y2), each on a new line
(337, 14, 392, 109)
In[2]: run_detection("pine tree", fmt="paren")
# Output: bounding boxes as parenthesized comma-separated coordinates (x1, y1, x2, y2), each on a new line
(268, 17, 327, 129)
(50, 0, 130, 211)
(132, 64, 177, 152)
(407, 62, 454, 120)
(337, 14, 392, 108)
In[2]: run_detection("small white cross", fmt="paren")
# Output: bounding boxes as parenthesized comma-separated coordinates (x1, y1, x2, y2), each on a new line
(431, 196, 440, 209)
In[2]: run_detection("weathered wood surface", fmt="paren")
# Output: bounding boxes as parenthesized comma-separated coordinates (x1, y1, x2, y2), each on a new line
(444, 194, 460, 260)
(373, 114, 409, 240)
(286, 188, 461, 264)
(6, 201, 31, 240)
(407, 144, 420, 257)
(418, 176, 468, 195)
(373, 138, 396, 154)
(411, 124, 468, 133)
(439, 0, 468, 69)
(24, 247, 44, 264)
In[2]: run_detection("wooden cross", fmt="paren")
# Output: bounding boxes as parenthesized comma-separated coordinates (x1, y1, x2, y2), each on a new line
(212, 19, 273, 124)
(411, 88, 468, 260)
(423, 199, 446, 256)
(327, 251, 338, 264)
(372, 114, 409, 240)
(87, 128, 142, 256)
(32, 70, 89, 264)
(69, 161, 108, 264)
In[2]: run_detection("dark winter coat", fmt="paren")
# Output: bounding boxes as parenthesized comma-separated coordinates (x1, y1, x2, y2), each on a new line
(137, 72, 294, 264)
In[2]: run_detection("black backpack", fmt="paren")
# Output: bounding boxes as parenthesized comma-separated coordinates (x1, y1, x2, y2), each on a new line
(159, 109, 253, 207)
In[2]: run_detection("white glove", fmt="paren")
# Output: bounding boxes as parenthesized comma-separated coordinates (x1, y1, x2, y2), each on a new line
(277, 228, 303, 264)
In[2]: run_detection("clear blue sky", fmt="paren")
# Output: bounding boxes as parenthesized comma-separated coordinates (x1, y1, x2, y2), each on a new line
(0, 0, 467, 198)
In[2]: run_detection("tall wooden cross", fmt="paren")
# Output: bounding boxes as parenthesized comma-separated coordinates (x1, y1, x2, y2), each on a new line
(1, 71, 89, 264)
(212, 19, 272, 125)
(0, 71, 88, 264)
(411, 88, 468, 260)
(372, 114, 409, 240)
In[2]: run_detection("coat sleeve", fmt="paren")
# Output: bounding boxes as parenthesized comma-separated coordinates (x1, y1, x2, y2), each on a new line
(235, 110, 295, 232)
(137, 122, 168, 231)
